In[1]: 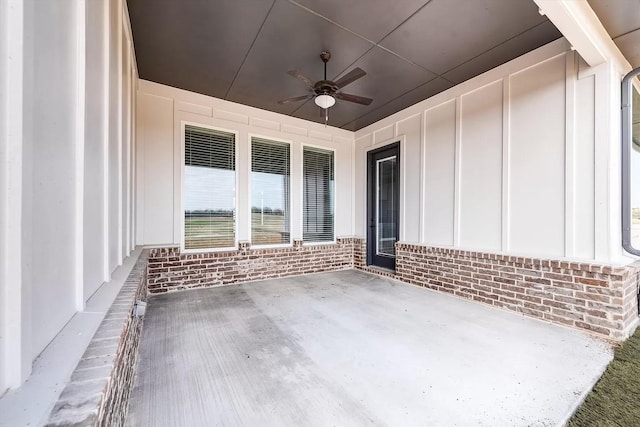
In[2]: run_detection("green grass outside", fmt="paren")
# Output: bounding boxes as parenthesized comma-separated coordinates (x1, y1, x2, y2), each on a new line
(568, 326, 640, 426)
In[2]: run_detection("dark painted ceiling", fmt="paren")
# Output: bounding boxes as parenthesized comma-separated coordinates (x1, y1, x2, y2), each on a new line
(128, 0, 561, 131)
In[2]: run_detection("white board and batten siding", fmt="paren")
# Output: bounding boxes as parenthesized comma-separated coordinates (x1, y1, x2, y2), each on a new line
(0, 0, 139, 391)
(136, 80, 355, 248)
(355, 38, 611, 263)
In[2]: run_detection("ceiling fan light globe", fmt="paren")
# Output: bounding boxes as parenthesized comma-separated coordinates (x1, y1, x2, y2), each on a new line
(315, 94, 336, 109)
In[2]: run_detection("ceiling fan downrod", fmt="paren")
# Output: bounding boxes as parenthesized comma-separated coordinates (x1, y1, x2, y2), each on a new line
(321, 51, 330, 81)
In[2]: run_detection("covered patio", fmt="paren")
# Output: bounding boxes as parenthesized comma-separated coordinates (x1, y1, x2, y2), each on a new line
(2, 1, 640, 426)
(127, 270, 611, 426)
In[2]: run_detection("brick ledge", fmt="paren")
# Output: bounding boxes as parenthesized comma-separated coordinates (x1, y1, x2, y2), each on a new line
(46, 251, 149, 427)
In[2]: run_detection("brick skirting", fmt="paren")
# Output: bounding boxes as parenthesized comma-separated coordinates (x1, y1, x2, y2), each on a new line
(147, 238, 363, 294)
(46, 250, 149, 427)
(395, 243, 640, 340)
(147, 239, 639, 340)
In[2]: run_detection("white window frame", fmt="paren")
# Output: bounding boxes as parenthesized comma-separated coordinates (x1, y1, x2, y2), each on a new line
(248, 133, 293, 249)
(300, 143, 337, 245)
(180, 120, 240, 253)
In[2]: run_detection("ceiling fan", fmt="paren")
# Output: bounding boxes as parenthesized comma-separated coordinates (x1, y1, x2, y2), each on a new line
(278, 51, 373, 123)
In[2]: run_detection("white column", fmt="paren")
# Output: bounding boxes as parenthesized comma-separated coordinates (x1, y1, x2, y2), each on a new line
(74, 0, 86, 310)
(102, 0, 111, 281)
(0, 0, 31, 391)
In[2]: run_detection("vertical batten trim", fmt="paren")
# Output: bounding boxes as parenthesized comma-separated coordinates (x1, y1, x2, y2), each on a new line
(74, 0, 86, 309)
(116, 0, 123, 265)
(351, 134, 356, 237)
(453, 97, 462, 246)
(418, 112, 424, 243)
(593, 63, 609, 261)
(129, 61, 135, 252)
(135, 95, 144, 246)
(564, 52, 576, 258)
(420, 111, 428, 243)
(606, 61, 623, 262)
(102, 0, 110, 281)
(172, 105, 180, 245)
(123, 41, 131, 257)
(501, 77, 511, 252)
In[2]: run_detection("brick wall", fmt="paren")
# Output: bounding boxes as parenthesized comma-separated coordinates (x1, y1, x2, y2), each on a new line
(395, 243, 640, 340)
(46, 251, 149, 427)
(147, 238, 360, 294)
(622, 260, 640, 333)
(146, 239, 638, 340)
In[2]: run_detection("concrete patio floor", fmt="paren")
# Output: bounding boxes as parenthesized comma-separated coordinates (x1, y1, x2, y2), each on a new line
(126, 270, 612, 426)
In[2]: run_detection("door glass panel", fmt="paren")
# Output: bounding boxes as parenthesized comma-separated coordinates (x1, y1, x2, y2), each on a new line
(631, 85, 640, 249)
(377, 156, 397, 257)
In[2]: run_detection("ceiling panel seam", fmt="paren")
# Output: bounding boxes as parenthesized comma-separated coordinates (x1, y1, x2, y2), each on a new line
(284, 0, 378, 116)
(287, 0, 378, 47)
(224, 0, 277, 99)
(441, 20, 558, 77)
(312, 0, 436, 81)
(613, 27, 640, 41)
(286, 0, 449, 116)
(288, 0, 453, 85)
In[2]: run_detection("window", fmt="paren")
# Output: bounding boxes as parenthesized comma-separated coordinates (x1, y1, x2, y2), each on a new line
(184, 125, 235, 250)
(251, 137, 290, 245)
(630, 85, 640, 250)
(623, 70, 640, 256)
(303, 146, 334, 242)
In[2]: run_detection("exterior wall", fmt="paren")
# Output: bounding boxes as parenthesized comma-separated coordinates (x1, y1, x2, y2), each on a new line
(0, 0, 138, 390)
(349, 38, 639, 338)
(135, 80, 354, 248)
(353, 39, 624, 265)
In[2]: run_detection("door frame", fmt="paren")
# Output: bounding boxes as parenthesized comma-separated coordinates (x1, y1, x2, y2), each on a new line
(366, 141, 401, 270)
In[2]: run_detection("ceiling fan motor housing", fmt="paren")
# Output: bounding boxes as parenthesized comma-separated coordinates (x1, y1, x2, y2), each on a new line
(320, 51, 331, 63)
(314, 80, 338, 95)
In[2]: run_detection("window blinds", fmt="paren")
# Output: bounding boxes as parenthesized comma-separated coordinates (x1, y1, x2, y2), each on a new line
(184, 125, 235, 250)
(251, 138, 291, 245)
(303, 147, 334, 242)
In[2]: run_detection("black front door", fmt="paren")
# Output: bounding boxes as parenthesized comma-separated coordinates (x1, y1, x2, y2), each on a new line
(367, 143, 400, 270)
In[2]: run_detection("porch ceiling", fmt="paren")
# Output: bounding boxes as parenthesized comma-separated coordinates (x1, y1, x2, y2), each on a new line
(127, 0, 561, 131)
(587, 0, 640, 69)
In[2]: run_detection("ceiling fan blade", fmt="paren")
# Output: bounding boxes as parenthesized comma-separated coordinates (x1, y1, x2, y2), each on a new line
(277, 94, 314, 105)
(334, 67, 366, 89)
(335, 92, 373, 106)
(287, 70, 315, 88)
